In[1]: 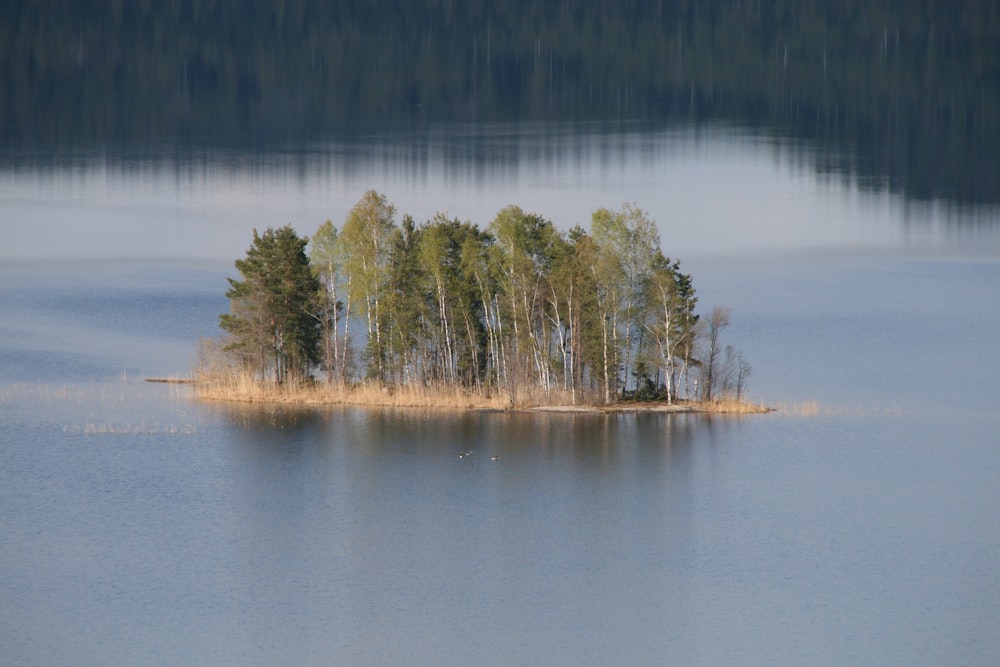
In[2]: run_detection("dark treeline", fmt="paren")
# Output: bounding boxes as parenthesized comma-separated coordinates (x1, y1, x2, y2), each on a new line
(3, 0, 998, 205)
(216, 192, 750, 406)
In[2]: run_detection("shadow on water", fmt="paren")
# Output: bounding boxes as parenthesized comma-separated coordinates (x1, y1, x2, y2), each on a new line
(213, 403, 725, 477)
(217, 404, 332, 461)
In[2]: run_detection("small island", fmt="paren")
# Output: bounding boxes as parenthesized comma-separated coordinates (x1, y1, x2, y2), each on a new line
(197, 191, 766, 414)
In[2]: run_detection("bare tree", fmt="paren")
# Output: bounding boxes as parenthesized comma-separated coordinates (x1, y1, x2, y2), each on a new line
(720, 344, 752, 400)
(734, 350, 752, 400)
(699, 306, 731, 401)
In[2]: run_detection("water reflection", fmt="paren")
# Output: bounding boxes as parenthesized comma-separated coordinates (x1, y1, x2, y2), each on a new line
(5, 1, 997, 207)
(3, 349, 999, 664)
(215, 403, 711, 479)
(4, 123, 997, 265)
(221, 404, 330, 458)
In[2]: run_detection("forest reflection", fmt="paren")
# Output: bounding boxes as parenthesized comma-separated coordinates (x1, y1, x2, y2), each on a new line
(2, 0, 997, 206)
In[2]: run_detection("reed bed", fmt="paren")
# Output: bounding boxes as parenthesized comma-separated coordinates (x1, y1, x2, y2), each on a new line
(194, 369, 770, 414)
(144, 376, 196, 384)
(692, 397, 773, 414)
(596, 397, 773, 414)
(63, 422, 198, 435)
(772, 401, 903, 417)
(195, 371, 512, 410)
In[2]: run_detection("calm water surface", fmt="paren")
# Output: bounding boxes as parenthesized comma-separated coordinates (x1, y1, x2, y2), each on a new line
(2, 124, 1000, 665)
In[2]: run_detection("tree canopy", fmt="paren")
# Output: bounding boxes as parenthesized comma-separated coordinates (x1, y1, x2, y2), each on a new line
(220, 225, 321, 384)
(216, 192, 749, 405)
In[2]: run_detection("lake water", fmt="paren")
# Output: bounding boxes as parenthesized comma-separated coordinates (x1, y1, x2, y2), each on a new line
(2, 122, 1000, 665)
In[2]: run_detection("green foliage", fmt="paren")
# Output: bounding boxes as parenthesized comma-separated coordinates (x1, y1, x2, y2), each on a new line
(338, 189, 397, 380)
(383, 215, 422, 380)
(220, 225, 320, 384)
(488, 206, 562, 397)
(308, 220, 345, 383)
(220, 191, 745, 404)
(415, 214, 491, 386)
(643, 251, 698, 403)
(590, 203, 661, 399)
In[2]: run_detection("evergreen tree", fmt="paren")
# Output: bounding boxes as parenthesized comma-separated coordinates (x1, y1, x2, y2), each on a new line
(209, 196, 745, 406)
(558, 225, 604, 403)
(385, 214, 428, 385)
(220, 226, 320, 384)
(417, 215, 491, 387)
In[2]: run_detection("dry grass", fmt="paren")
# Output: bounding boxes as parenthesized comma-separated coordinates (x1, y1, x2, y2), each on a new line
(772, 400, 903, 417)
(692, 398, 774, 414)
(63, 422, 198, 435)
(0, 379, 199, 436)
(195, 371, 513, 410)
(195, 369, 775, 414)
(777, 400, 826, 416)
(600, 397, 773, 414)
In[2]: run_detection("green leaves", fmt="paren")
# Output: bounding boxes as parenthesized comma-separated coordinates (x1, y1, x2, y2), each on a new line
(221, 225, 320, 384)
(219, 193, 734, 403)
(337, 189, 398, 379)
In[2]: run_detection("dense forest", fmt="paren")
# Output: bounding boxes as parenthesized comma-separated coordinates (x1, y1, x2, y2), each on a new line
(3, 0, 997, 205)
(209, 192, 750, 407)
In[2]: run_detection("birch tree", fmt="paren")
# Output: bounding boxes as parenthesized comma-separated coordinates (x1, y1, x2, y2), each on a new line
(339, 190, 397, 380)
(460, 226, 501, 392)
(309, 220, 347, 383)
(488, 205, 558, 397)
(415, 215, 491, 387)
(591, 203, 660, 398)
(643, 251, 698, 403)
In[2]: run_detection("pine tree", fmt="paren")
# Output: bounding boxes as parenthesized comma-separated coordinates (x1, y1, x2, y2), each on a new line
(220, 226, 320, 385)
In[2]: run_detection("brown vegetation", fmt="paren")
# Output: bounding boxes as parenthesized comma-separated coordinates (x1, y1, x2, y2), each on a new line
(600, 398, 773, 414)
(196, 367, 572, 410)
(193, 367, 770, 414)
(771, 401, 903, 417)
(206, 197, 762, 412)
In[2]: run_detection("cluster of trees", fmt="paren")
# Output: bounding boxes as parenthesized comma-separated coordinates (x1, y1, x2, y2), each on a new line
(218, 190, 750, 405)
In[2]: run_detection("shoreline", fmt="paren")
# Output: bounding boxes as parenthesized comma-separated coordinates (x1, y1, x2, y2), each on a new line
(162, 378, 771, 415)
(526, 401, 773, 415)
